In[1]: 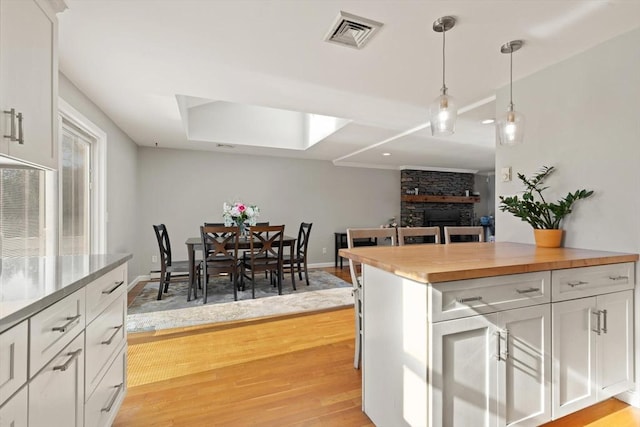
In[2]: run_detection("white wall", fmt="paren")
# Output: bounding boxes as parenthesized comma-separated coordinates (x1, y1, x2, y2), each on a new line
(495, 27, 640, 395)
(136, 147, 399, 276)
(58, 73, 139, 280)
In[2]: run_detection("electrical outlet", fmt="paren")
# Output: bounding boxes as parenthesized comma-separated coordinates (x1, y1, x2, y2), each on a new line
(151, 255, 157, 263)
(322, 247, 327, 254)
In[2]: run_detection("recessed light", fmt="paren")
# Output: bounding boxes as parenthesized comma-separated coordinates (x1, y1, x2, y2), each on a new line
(482, 119, 495, 124)
(382, 152, 391, 156)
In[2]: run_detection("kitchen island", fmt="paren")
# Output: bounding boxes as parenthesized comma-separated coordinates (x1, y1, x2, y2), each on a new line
(339, 242, 638, 427)
(0, 253, 131, 427)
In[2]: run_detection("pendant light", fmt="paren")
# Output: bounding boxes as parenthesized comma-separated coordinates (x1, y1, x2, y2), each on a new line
(429, 16, 457, 136)
(497, 40, 525, 145)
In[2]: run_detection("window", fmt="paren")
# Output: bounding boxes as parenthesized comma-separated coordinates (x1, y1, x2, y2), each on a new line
(58, 98, 107, 255)
(0, 166, 47, 257)
(59, 122, 93, 255)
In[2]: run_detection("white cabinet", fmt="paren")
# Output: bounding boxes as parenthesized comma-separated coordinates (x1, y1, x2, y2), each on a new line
(0, 0, 57, 169)
(29, 332, 85, 427)
(552, 290, 634, 418)
(431, 304, 551, 427)
(0, 320, 27, 406)
(0, 386, 28, 427)
(431, 314, 498, 427)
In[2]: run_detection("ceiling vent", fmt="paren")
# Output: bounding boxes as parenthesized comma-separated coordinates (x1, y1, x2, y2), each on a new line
(324, 11, 383, 49)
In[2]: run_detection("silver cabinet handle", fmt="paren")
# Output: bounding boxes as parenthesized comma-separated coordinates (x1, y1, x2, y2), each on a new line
(3, 108, 16, 141)
(609, 275, 629, 281)
(495, 330, 501, 361)
(51, 314, 81, 332)
(53, 349, 82, 372)
(601, 309, 608, 334)
(567, 281, 588, 288)
(102, 280, 125, 295)
(516, 287, 540, 294)
(503, 329, 510, 361)
(16, 112, 23, 144)
(591, 310, 602, 335)
(101, 383, 124, 413)
(457, 296, 482, 303)
(101, 324, 123, 345)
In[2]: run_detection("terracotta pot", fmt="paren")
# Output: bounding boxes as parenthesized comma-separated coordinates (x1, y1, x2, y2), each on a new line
(533, 229, 563, 248)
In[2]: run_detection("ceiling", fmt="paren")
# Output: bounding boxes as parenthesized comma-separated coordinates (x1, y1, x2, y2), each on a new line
(57, 0, 640, 173)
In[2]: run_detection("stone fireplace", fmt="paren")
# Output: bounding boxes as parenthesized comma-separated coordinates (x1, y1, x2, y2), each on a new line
(400, 169, 476, 232)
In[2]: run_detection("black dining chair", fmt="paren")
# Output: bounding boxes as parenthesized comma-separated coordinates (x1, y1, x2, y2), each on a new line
(240, 225, 285, 298)
(200, 225, 241, 303)
(282, 222, 313, 287)
(153, 224, 199, 300)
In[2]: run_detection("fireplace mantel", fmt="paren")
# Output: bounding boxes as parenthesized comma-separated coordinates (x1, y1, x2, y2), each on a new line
(401, 195, 480, 204)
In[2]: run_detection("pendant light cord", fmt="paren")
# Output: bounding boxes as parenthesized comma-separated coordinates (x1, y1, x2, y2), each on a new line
(442, 24, 447, 91)
(509, 46, 514, 109)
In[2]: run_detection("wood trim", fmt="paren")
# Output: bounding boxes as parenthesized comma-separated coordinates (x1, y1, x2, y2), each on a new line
(402, 195, 480, 203)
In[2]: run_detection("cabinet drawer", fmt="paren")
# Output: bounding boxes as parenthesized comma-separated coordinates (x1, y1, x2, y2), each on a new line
(86, 264, 126, 324)
(429, 271, 551, 322)
(86, 296, 126, 398)
(29, 288, 85, 377)
(0, 320, 27, 407)
(85, 345, 127, 427)
(28, 332, 85, 427)
(552, 263, 635, 302)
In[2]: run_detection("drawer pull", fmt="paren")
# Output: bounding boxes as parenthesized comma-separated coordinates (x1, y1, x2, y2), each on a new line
(602, 309, 608, 334)
(567, 281, 588, 288)
(608, 275, 629, 281)
(101, 324, 124, 345)
(457, 296, 483, 304)
(101, 383, 124, 413)
(495, 330, 501, 361)
(102, 280, 125, 295)
(3, 108, 16, 141)
(51, 314, 81, 333)
(516, 287, 540, 294)
(53, 349, 82, 372)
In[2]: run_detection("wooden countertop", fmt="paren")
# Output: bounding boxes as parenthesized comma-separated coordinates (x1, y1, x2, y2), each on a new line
(338, 242, 638, 284)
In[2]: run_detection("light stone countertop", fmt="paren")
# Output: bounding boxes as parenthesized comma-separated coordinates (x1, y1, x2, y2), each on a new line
(0, 253, 132, 333)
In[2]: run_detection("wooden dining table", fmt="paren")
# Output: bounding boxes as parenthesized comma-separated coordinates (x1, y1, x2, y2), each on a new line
(185, 235, 297, 301)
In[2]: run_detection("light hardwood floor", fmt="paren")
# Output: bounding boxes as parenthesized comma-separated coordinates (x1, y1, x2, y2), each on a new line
(118, 266, 640, 426)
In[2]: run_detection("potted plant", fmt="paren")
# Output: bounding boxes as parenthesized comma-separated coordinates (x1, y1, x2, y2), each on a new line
(498, 166, 594, 247)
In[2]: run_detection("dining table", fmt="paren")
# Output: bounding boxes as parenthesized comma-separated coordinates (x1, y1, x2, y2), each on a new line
(185, 235, 297, 301)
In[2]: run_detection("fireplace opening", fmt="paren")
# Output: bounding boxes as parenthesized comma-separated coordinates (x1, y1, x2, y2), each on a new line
(424, 210, 461, 243)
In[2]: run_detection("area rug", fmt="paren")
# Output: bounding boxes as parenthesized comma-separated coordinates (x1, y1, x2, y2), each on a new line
(127, 270, 353, 333)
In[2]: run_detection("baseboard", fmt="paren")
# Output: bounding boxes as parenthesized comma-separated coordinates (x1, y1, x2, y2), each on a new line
(616, 389, 640, 408)
(308, 262, 336, 268)
(129, 275, 149, 291)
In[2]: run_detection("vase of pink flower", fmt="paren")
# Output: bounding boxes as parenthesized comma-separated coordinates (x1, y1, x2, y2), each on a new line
(223, 201, 260, 238)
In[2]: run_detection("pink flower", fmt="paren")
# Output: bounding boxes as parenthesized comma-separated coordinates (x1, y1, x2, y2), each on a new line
(237, 203, 246, 212)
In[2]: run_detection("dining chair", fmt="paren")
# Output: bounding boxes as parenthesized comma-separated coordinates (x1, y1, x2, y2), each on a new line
(240, 225, 285, 298)
(398, 226, 441, 245)
(444, 226, 484, 244)
(200, 225, 240, 303)
(153, 224, 199, 300)
(347, 227, 396, 369)
(282, 222, 313, 286)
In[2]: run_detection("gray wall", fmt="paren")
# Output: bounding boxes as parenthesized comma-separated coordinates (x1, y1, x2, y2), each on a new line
(495, 27, 640, 392)
(473, 173, 495, 219)
(58, 73, 139, 280)
(136, 147, 399, 276)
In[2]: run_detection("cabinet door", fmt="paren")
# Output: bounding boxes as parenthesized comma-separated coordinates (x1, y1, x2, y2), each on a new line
(431, 314, 498, 427)
(552, 297, 597, 418)
(0, 321, 27, 407)
(597, 290, 634, 399)
(0, 0, 57, 168)
(497, 304, 551, 427)
(29, 332, 84, 427)
(0, 386, 27, 427)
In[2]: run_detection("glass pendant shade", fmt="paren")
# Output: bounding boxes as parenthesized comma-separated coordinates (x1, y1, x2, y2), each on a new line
(497, 107, 525, 145)
(429, 92, 457, 136)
